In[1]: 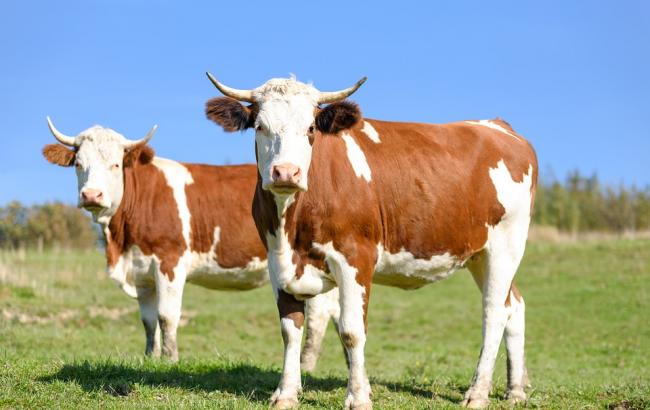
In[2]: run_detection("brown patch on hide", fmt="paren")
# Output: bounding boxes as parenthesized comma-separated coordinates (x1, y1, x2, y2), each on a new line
(106, 152, 184, 281)
(277, 289, 305, 329)
(184, 163, 265, 268)
(505, 283, 523, 307)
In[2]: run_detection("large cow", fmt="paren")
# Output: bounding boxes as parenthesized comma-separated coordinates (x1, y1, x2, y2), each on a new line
(42, 118, 340, 366)
(205, 74, 538, 409)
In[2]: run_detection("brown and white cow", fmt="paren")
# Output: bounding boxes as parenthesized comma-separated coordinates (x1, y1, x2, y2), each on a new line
(42, 118, 340, 365)
(205, 75, 538, 409)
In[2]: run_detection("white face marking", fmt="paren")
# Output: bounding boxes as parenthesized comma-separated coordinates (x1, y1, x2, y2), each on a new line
(72, 127, 130, 221)
(373, 245, 461, 289)
(361, 121, 380, 143)
(466, 120, 522, 141)
(341, 132, 372, 182)
(253, 78, 320, 192)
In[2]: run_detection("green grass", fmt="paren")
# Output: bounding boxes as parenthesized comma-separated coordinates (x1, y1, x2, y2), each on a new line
(1, 240, 649, 409)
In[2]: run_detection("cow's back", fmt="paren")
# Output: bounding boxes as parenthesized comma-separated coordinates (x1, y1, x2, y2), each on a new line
(287, 118, 537, 285)
(108, 160, 268, 293)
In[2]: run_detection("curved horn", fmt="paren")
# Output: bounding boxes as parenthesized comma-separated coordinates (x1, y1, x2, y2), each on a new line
(317, 77, 367, 104)
(123, 124, 158, 149)
(46, 116, 77, 146)
(206, 72, 254, 102)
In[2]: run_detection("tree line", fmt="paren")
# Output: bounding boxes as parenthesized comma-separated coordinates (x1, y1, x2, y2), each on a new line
(533, 171, 650, 233)
(1, 171, 649, 250)
(0, 201, 98, 250)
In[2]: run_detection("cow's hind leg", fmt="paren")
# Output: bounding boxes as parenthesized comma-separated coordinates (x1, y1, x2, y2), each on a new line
(155, 267, 186, 362)
(504, 284, 529, 403)
(136, 284, 161, 357)
(301, 287, 344, 372)
(464, 236, 527, 408)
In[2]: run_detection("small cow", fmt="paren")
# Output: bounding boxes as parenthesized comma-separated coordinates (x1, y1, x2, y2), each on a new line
(206, 75, 538, 409)
(42, 118, 340, 366)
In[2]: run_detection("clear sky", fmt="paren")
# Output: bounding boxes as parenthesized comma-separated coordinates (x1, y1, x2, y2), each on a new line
(1, 1, 648, 205)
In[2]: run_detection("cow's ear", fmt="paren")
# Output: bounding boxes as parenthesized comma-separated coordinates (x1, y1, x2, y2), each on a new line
(315, 101, 362, 135)
(42, 144, 76, 167)
(123, 144, 155, 168)
(205, 97, 257, 132)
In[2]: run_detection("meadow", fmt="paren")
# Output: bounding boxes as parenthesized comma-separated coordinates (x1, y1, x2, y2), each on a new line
(1, 239, 648, 409)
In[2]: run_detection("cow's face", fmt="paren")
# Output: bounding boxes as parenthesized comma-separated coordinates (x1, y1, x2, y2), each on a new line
(206, 76, 365, 196)
(42, 120, 155, 223)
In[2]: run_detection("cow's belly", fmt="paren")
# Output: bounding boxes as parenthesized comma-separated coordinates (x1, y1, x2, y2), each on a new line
(373, 245, 463, 290)
(186, 253, 269, 291)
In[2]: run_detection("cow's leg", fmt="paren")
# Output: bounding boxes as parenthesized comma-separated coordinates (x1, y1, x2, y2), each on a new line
(301, 287, 342, 372)
(464, 234, 527, 408)
(318, 242, 374, 410)
(155, 267, 186, 362)
(270, 289, 304, 409)
(136, 284, 161, 357)
(504, 284, 529, 403)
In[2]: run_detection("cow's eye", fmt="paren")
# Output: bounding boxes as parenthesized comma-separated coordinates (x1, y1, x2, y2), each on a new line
(111, 163, 120, 170)
(75, 162, 82, 169)
(308, 125, 315, 134)
(256, 125, 263, 132)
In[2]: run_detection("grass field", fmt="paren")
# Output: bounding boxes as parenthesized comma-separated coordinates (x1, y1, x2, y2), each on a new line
(1, 239, 649, 409)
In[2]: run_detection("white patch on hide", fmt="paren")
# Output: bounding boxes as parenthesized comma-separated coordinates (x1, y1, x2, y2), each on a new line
(466, 119, 522, 142)
(341, 132, 372, 182)
(373, 245, 462, 289)
(152, 158, 194, 247)
(265, 194, 334, 299)
(361, 121, 380, 143)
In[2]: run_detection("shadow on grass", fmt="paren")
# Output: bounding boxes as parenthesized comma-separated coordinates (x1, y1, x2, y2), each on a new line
(38, 360, 468, 405)
(378, 379, 466, 404)
(37, 360, 346, 403)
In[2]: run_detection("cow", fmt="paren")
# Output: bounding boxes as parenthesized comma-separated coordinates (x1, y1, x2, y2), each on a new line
(42, 118, 341, 366)
(205, 74, 538, 409)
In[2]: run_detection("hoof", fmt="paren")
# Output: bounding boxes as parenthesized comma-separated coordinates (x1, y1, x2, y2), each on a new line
(461, 397, 490, 409)
(507, 388, 527, 404)
(271, 398, 299, 409)
(346, 402, 372, 410)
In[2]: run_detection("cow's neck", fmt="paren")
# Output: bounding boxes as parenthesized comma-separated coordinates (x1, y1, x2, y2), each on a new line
(100, 165, 143, 264)
(273, 193, 296, 245)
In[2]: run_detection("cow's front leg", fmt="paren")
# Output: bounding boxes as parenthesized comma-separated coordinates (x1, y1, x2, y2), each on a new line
(271, 289, 304, 409)
(155, 267, 186, 362)
(136, 284, 161, 357)
(317, 242, 374, 410)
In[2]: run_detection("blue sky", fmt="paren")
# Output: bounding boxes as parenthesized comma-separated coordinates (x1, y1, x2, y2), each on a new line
(1, 1, 648, 205)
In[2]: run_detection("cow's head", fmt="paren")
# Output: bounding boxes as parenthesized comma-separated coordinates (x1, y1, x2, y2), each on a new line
(42, 117, 157, 223)
(205, 74, 366, 195)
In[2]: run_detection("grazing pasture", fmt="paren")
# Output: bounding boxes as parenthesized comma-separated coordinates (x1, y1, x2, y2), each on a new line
(1, 239, 648, 408)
